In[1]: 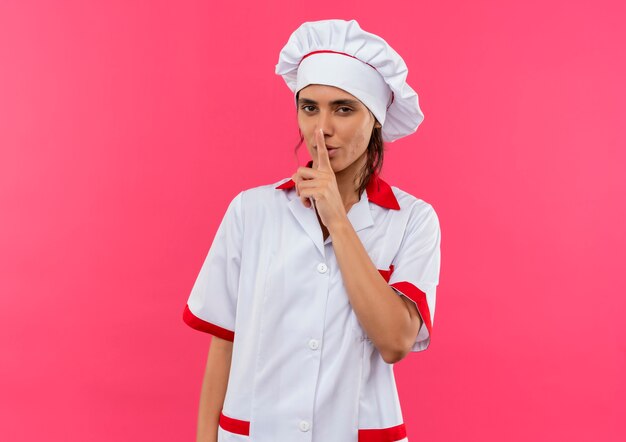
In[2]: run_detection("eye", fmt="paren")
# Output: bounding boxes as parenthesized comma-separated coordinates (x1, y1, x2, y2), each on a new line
(337, 107, 353, 114)
(301, 105, 316, 112)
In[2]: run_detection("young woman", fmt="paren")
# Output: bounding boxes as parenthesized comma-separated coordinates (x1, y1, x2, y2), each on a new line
(183, 19, 441, 442)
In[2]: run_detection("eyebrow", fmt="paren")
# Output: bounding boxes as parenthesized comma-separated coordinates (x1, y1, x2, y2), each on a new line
(297, 98, 361, 106)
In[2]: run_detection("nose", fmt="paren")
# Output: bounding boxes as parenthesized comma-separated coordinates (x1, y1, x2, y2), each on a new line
(315, 110, 333, 140)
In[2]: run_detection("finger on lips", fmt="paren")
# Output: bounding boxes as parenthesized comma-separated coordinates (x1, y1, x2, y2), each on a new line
(292, 129, 330, 209)
(316, 128, 335, 173)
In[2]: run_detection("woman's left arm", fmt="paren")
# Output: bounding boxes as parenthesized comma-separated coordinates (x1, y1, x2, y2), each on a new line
(294, 129, 422, 364)
(329, 221, 422, 364)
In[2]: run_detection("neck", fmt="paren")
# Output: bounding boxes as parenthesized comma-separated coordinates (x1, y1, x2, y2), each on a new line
(332, 154, 368, 210)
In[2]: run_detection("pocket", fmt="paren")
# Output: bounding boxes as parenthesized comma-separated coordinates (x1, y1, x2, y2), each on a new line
(350, 266, 396, 340)
(378, 264, 394, 282)
(358, 422, 407, 442)
(218, 426, 250, 441)
(218, 411, 250, 440)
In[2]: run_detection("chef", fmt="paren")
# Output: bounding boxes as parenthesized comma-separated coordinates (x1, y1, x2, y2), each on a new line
(183, 18, 441, 442)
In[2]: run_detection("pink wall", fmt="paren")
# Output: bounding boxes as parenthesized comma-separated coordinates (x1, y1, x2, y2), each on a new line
(1, 1, 624, 441)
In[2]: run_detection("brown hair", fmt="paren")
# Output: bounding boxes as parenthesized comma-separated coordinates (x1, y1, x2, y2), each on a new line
(294, 92, 385, 199)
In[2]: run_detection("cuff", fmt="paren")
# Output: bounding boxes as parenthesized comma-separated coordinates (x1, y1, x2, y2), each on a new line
(183, 305, 235, 342)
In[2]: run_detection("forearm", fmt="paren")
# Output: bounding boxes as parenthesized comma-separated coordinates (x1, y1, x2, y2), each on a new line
(329, 219, 414, 363)
(196, 336, 233, 442)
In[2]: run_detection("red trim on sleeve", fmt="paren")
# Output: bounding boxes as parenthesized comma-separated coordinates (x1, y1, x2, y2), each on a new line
(219, 411, 250, 435)
(182, 305, 235, 342)
(358, 422, 407, 442)
(390, 281, 433, 337)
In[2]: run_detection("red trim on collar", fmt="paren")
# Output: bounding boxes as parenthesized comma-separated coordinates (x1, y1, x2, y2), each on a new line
(275, 161, 400, 210)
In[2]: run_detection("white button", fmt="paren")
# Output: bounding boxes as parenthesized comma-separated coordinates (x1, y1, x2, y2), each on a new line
(317, 262, 328, 273)
(308, 339, 319, 350)
(299, 420, 310, 432)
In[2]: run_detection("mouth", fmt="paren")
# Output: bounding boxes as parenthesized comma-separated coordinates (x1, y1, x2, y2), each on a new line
(325, 146, 340, 158)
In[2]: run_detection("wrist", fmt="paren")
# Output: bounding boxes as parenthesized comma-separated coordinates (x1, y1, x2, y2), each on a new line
(327, 216, 352, 235)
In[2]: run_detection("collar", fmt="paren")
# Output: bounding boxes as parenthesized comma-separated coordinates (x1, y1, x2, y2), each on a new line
(275, 160, 400, 210)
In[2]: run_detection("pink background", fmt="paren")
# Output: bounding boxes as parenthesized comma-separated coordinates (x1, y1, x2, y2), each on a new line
(1, 1, 624, 441)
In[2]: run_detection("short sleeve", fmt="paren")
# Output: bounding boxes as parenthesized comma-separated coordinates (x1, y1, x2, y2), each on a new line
(388, 203, 441, 352)
(182, 191, 245, 341)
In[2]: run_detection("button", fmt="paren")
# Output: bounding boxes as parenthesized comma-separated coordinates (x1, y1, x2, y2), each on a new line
(317, 262, 328, 273)
(299, 420, 311, 432)
(308, 339, 319, 350)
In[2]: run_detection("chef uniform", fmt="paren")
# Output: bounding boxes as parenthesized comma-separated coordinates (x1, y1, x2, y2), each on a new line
(183, 19, 441, 442)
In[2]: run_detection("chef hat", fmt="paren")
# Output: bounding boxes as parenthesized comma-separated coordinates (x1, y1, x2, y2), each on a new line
(275, 19, 424, 143)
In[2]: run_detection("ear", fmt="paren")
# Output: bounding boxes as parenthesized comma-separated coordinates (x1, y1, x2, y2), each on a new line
(368, 110, 381, 129)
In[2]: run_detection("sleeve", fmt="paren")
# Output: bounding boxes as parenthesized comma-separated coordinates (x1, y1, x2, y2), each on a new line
(388, 203, 441, 352)
(182, 191, 245, 341)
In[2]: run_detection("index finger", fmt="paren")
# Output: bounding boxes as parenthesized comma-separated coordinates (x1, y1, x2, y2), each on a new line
(316, 128, 332, 171)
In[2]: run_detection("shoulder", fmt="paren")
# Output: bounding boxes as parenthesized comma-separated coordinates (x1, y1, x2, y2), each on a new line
(235, 177, 294, 214)
(386, 186, 441, 255)
(388, 184, 439, 222)
(239, 178, 292, 201)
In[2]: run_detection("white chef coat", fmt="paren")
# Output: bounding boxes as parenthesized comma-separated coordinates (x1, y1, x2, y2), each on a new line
(183, 161, 441, 442)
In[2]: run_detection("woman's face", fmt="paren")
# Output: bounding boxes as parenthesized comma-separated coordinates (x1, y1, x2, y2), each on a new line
(297, 84, 377, 173)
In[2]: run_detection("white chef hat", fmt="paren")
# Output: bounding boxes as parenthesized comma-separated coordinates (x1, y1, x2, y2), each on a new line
(275, 19, 424, 143)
